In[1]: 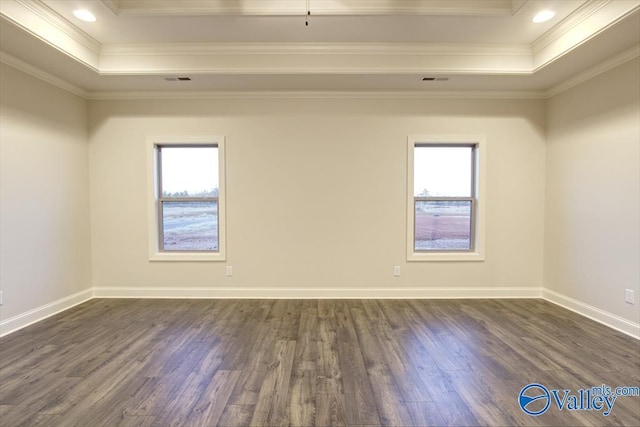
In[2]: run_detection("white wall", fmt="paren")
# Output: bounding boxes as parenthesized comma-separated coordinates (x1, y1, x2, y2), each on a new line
(0, 63, 92, 323)
(545, 58, 640, 324)
(88, 97, 546, 294)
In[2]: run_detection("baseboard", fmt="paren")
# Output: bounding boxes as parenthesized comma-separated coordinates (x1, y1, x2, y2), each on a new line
(92, 286, 543, 299)
(0, 288, 94, 337)
(543, 289, 640, 340)
(4, 287, 636, 340)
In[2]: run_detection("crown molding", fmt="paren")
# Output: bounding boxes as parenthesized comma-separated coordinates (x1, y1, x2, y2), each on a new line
(0, 0, 101, 71)
(532, 0, 640, 70)
(3, 0, 635, 90)
(98, 42, 533, 76)
(0, 51, 88, 98)
(99, 0, 120, 15)
(510, 0, 529, 15)
(545, 44, 640, 98)
(100, 42, 532, 57)
(2, 0, 636, 100)
(4, 0, 101, 54)
(6, 37, 633, 102)
(532, 0, 611, 54)
(113, 0, 514, 16)
(86, 89, 546, 101)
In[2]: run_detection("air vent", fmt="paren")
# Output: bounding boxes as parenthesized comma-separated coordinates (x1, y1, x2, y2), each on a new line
(164, 77, 192, 82)
(422, 77, 449, 82)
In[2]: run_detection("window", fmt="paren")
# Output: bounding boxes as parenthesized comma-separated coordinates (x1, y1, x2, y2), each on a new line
(147, 137, 225, 261)
(407, 136, 485, 261)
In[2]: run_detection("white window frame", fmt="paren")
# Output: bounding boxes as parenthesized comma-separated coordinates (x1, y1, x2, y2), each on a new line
(147, 136, 226, 262)
(407, 135, 486, 262)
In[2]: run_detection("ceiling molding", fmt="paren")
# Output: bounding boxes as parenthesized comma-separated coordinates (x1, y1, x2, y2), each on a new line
(0, 51, 88, 98)
(86, 89, 546, 101)
(532, 0, 640, 71)
(1, 0, 637, 96)
(0, 0, 101, 71)
(545, 44, 640, 98)
(533, 0, 611, 53)
(98, 42, 533, 76)
(99, 0, 120, 16)
(510, 0, 530, 16)
(100, 42, 533, 56)
(113, 0, 514, 17)
(6, 0, 102, 54)
(6, 39, 635, 102)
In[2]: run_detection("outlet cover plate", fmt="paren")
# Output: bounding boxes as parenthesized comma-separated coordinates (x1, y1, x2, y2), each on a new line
(625, 289, 634, 304)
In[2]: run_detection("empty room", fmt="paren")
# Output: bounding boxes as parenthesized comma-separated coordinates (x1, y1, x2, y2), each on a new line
(1, 0, 639, 426)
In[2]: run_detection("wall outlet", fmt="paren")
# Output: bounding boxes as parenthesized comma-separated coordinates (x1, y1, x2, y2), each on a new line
(226, 266, 233, 277)
(625, 289, 635, 304)
(393, 266, 401, 277)
(0, 290, 3, 305)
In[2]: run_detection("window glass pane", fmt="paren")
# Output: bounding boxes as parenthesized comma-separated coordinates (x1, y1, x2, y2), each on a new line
(414, 146, 472, 197)
(161, 147, 218, 197)
(415, 200, 471, 251)
(162, 201, 218, 251)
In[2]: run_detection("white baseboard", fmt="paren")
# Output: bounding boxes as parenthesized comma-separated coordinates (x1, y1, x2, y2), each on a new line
(3, 287, 636, 340)
(92, 286, 544, 300)
(543, 289, 640, 340)
(0, 288, 94, 337)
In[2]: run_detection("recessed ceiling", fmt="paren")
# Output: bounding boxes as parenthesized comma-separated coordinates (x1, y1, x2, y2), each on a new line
(0, 0, 638, 97)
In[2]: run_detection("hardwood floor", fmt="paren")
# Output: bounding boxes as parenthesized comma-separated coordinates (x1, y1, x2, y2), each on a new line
(1, 298, 638, 426)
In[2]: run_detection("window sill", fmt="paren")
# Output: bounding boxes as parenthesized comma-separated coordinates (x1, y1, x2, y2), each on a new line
(149, 252, 226, 262)
(407, 251, 484, 262)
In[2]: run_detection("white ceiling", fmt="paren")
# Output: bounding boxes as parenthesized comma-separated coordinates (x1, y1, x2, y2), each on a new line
(1, 0, 639, 97)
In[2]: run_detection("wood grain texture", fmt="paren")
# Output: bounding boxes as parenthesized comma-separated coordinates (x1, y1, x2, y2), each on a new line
(0, 298, 638, 426)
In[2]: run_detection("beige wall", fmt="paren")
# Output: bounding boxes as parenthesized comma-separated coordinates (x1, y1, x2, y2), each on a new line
(3, 56, 638, 334)
(0, 63, 92, 320)
(545, 58, 640, 324)
(88, 97, 546, 291)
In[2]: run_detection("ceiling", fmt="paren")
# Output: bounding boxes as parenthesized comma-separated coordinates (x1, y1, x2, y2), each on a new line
(1, 0, 639, 98)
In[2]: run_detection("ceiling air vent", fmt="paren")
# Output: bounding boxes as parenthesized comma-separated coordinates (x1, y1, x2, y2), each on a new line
(164, 77, 192, 81)
(422, 77, 449, 82)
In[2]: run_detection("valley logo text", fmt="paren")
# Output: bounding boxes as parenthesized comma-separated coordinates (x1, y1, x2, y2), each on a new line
(518, 383, 639, 416)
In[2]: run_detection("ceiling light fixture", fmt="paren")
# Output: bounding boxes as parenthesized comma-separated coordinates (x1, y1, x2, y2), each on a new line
(532, 10, 555, 23)
(73, 9, 96, 23)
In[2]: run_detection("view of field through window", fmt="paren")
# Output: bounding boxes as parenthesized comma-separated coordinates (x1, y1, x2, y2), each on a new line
(414, 146, 474, 251)
(415, 201, 472, 250)
(159, 146, 219, 251)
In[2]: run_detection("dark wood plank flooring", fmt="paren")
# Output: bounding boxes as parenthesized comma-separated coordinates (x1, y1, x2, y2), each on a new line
(0, 299, 638, 426)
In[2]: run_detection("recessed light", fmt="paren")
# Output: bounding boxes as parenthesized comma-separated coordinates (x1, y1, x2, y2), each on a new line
(73, 9, 96, 23)
(533, 10, 555, 23)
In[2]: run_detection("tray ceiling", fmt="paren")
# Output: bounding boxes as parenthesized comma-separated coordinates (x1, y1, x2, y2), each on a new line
(0, 0, 638, 98)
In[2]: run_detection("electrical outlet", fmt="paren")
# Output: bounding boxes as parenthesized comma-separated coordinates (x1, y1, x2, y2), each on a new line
(0, 290, 3, 305)
(625, 289, 635, 304)
(226, 266, 233, 277)
(393, 266, 401, 277)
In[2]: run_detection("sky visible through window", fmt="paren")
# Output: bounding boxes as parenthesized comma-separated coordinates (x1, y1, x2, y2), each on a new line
(414, 146, 472, 197)
(161, 145, 470, 198)
(161, 147, 218, 195)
